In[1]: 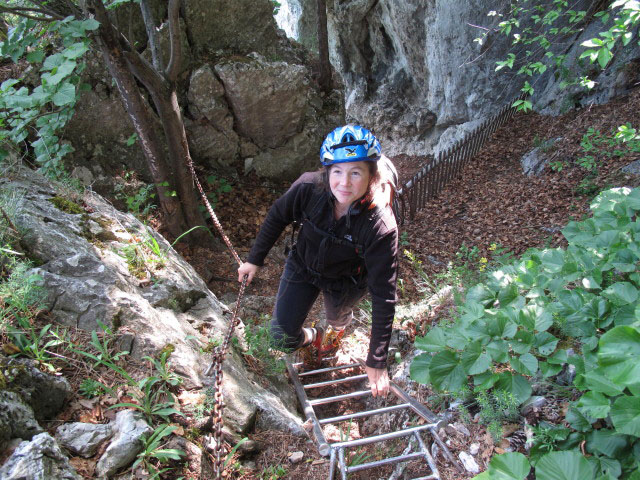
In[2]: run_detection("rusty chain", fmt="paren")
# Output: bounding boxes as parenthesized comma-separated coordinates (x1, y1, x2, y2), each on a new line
(186, 157, 247, 478)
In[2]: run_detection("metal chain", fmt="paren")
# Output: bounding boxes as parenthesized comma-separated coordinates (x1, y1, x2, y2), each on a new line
(186, 157, 247, 478)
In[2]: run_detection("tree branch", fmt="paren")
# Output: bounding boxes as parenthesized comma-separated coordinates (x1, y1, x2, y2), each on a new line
(27, 0, 81, 19)
(123, 49, 167, 95)
(140, 0, 163, 71)
(0, 5, 61, 21)
(164, 0, 183, 82)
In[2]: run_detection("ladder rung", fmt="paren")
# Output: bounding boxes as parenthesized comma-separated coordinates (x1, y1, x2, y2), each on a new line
(309, 389, 371, 406)
(331, 423, 438, 449)
(304, 374, 368, 389)
(319, 403, 410, 424)
(298, 363, 361, 376)
(346, 451, 424, 473)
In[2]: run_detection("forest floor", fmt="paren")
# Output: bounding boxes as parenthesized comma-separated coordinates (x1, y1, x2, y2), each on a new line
(170, 85, 640, 480)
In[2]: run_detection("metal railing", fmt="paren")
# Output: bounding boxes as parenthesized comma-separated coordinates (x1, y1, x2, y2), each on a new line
(398, 96, 522, 221)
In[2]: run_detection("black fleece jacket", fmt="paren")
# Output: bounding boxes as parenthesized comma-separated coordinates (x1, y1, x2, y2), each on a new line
(247, 172, 398, 368)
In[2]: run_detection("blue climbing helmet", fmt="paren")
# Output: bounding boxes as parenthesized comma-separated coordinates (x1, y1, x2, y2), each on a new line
(320, 125, 381, 166)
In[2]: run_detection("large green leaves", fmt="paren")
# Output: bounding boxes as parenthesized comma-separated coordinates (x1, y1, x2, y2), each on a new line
(487, 452, 530, 480)
(495, 372, 532, 404)
(461, 342, 491, 375)
(429, 351, 466, 392)
(409, 353, 431, 384)
(598, 326, 640, 386)
(611, 396, 640, 436)
(534, 451, 593, 480)
(577, 391, 611, 419)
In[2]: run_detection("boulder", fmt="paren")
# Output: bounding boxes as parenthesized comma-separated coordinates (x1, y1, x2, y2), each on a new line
(215, 54, 310, 149)
(55, 422, 113, 458)
(95, 410, 152, 478)
(520, 138, 561, 177)
(621, 159, 640, 176)
(2, 356, 72, 421)
(0, 391, 43, 446)
(183, 0, 280, 57)
(0, 432, 81, 480)
(1, 167, 304, 437)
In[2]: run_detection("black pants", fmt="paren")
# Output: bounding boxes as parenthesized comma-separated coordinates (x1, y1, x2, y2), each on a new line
(269, 258, 367, 351)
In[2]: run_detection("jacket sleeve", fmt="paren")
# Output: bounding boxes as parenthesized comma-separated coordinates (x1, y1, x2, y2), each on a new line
(246, 180, 314, 266)
(363, 213, 398, 369)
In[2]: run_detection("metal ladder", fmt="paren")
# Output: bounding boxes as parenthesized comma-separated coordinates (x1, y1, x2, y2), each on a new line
(285, 356, 461, 479)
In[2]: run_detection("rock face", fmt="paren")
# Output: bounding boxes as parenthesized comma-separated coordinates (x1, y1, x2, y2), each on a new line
(62, 0, 342, 184)
(0, 433, 81, 480)
(1, 167, 304, 444)
(279, 0, 640, 156)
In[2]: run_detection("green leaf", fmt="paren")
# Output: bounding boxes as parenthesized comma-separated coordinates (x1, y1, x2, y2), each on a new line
(611, 396, 640, 436)
(52, 82, 76, 106)
(409, 353, 431, 385)
(429, 351, 466, 392)
(597, 47, 612, 69)
(487, 452, 531, 480)
(599, 326, 640, 386)
(510, 353, 538, 376)
(602, 282, 638, 306)
(535, 332, 559, 356)
(583, 369, 625, 396)
(63, 42, 89, 59)
(495, 372, 532, 404)
(26, 50, 45, 63)
(534, 451, 593, 480)
(461, 342, 491, 375)
(82, 19, 100, 31)
(474, 371, 500, 390)
(42, 53, 64, 71)
(415, 327, 447, 352)
(539, 361, 562, 378)
(541, 249, 565, 273)
(577, 391, 611, 419)
(566, 406, 593, 432)
(585, 428, 629, 459)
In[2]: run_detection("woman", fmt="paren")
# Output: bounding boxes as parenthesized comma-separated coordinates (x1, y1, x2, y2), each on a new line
(237, 125, 398, 397)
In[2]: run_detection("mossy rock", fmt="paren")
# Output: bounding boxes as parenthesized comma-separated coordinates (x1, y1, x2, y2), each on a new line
(47, 196, 84, 214)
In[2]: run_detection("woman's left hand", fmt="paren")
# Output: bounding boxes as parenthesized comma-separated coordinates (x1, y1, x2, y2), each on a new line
(365, 366, 389, 397)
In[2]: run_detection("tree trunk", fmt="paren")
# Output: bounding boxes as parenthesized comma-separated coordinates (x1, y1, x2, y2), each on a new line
(150, 87, 208, 240)
(89, 0, 188, 238)
(317, 0, 331, 93)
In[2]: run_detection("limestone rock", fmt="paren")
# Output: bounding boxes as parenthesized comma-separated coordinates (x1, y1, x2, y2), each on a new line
(95, 410, 152, 478)
(0, 432, 81, 480)
(185, 120, 240, 169)
(1, 167, 305, 438)
(621, 159, 640, 176)
(0, 391, 43, 445)
(520, 139, 561, 177)
(188, 65, 231, 128)
(3, 356, 72, 421)
(215, 54, 310, 149)
(459, 451, 480, 474)
(55, 422, 113, 458)
(183, 0, 280, 57)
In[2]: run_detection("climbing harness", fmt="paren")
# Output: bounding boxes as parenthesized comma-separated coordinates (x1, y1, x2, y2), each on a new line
(286, 356, 463, 479)
(186, 157, 248, 479)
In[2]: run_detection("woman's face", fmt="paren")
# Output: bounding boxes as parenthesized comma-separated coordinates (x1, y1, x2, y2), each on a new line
(329, 161, 371, 207)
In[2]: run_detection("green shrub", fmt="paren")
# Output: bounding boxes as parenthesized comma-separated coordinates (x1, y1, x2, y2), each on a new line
(411, 187, 640, 479)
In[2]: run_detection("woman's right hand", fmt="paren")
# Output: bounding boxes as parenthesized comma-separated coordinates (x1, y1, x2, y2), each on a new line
(237, 262, 259, 284)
